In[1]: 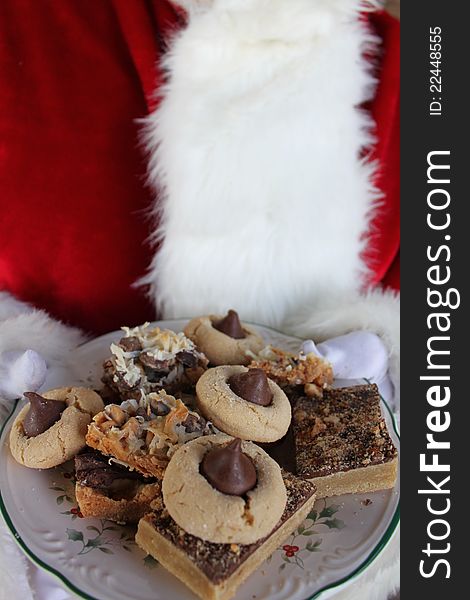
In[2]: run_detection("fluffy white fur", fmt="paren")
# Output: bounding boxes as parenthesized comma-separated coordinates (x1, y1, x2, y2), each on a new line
(0, 291, 34, 320)
(0, 311, 85, 361)
(0, 292, 86, 414)
(143, 0, 379, 322)
(141, 0, 399, 390)
(0, 522, 35, 600)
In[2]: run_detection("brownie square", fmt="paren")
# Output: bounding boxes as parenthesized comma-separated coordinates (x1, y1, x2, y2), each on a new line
(293, 384, 398, 497)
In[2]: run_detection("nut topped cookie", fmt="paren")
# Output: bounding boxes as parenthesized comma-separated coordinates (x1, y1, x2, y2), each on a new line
(248, 344, 333, 398)
(162, 435, 287, 544)
(184, 310, 264, 366)
(9, 387, 104, 469)
(196, 366, 291, 442)
(86, 390, 219, 479)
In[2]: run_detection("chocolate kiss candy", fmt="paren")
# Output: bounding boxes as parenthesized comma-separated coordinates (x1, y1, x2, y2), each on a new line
(228, 368, 273, 407)
(22, 392, 65, 437)
(213, 309, 246, 339)
(201, 438, 257, 496)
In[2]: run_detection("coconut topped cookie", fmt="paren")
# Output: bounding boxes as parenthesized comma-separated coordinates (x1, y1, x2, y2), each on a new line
(102, 323, 208, 400)
(86, 390, 219, 479)
(184, 310, 264, 366)
(162, 435, 286, 544)
(196, 366, 291, 443)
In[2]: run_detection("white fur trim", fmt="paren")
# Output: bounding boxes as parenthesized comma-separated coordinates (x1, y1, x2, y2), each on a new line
(0, 295, 86, 413)
(0, 311, 85, 361)
(0, 291, 34, 321)
(0, 350, 48, 401)
(141, 0, 381, 326)
(141, 0, 399, 403)
(0, 521, 35, 600)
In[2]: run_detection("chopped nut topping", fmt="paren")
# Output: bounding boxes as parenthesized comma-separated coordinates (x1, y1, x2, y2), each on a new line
(91, 390, 219, 462)
(105, 405, 126, 426)
(293, 384, 398, 479)
(248, 345, 333, 394)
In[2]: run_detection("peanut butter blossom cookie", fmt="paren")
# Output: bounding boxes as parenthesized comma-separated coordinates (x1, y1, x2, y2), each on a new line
(162, 435, 287, 544)
(184, 310, 264, 366)
(196, 366, 291, 442)
(9, 387, 104, 469)
(136, 469, 317, 600)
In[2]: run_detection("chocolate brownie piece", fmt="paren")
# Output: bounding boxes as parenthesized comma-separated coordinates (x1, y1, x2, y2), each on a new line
(74, 449, 162, 524)
(293, 384, 398, 498)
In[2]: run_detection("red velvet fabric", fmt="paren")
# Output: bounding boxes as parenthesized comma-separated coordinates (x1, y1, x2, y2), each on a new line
(0, 2, 400, 335)
(365, 10, 400, 291)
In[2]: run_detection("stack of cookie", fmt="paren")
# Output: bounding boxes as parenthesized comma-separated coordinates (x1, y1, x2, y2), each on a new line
(77, 324, 220, 525)
(8, 311, 398, 600)
(137, 437, 317, 600)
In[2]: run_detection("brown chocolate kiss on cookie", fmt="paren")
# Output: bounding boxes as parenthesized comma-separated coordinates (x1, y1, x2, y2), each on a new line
(22, 392, 65, 437)
(200, 438, 257, 496)
(213, 310, 246, 339)
(228, 368, 273, 407)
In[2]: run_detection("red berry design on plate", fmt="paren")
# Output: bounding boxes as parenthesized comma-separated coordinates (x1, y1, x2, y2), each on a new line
(282, 544, 299, 557)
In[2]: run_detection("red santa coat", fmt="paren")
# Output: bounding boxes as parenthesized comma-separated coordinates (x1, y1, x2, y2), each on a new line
(0, 0, 399, 336)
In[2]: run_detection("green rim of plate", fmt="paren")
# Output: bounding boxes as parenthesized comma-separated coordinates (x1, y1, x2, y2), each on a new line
(0, 328, 400, 600)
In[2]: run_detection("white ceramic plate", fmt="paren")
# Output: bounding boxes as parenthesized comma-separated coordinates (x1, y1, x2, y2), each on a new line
(0, 320, 400, 600)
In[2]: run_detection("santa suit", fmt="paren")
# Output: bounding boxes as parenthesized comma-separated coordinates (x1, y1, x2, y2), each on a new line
(0, 0, 398, 331)
(0, 3, 400, 596)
